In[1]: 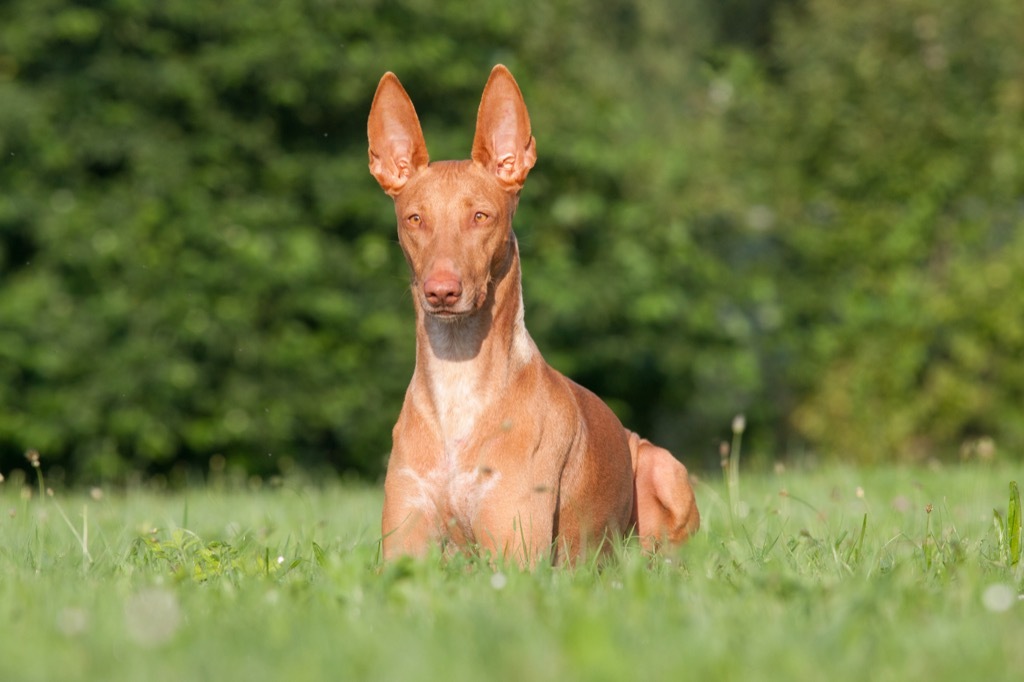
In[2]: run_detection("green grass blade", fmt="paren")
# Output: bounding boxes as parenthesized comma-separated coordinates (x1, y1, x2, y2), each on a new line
(312, 541, 326, 567)
(3, 469, 1023, 681)
(1009, 481, 1021, 567)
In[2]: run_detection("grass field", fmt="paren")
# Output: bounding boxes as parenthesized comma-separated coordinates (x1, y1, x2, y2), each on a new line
(1, 461, 1021, 682)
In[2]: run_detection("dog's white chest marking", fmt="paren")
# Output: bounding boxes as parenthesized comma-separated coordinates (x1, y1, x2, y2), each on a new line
(399, 355, 505, 538)
(398, 459, 501, 542)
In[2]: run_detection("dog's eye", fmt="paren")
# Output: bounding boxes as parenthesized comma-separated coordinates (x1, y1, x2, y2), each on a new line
(406, 214, 422, 227)
(473, 212, 488, 223)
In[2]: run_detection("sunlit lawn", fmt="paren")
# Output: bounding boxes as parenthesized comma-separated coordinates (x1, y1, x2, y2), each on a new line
(0, 462, 1021, 681)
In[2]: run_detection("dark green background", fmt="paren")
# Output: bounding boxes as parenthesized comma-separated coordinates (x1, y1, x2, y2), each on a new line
(2, 0, 1022, 483)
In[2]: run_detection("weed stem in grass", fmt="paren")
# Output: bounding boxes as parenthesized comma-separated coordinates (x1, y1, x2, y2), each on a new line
(26, 449, 44, 500)
(1009, 481, 1021, 569)
(26, 449, 94, 565)
(727, 415, 746, 524)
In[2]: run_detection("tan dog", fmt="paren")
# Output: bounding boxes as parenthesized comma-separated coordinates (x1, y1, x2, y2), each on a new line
(368, 65, 699, 566)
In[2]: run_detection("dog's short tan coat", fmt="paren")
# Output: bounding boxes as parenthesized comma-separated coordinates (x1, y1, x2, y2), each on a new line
(368, 65, 699, 565)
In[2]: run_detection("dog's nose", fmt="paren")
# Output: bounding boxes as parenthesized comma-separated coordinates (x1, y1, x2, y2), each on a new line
(423, 273, 463, 307)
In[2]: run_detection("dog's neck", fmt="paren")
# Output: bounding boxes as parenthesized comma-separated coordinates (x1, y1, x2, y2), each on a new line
(411, 235, 537, 443)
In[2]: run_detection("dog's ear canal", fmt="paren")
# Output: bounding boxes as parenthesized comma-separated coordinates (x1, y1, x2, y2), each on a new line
(367, 72, 430, 196)
(472, 65, 537, 193)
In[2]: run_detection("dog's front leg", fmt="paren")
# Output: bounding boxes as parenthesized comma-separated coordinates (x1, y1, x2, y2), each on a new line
(380, 468, 439, 560)
(381, 422, 445, 560)
(471, 472, 559, 568)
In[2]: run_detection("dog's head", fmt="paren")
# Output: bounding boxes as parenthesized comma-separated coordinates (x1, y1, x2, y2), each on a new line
(367, 66, 536, 320)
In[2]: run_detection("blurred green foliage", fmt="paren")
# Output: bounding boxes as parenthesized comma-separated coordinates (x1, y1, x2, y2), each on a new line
(1, 0, 1022, 481)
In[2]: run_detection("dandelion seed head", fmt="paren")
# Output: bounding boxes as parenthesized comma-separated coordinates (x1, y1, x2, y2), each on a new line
(982, 584, 1015, 613)
(124, 588, 181, 647)
(56, 607, 89, 637)
(490, 572, 508, 590)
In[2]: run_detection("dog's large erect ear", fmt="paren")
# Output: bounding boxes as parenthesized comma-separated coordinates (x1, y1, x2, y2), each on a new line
(367, 72, 429, 195)
(471, 65, 537, 192)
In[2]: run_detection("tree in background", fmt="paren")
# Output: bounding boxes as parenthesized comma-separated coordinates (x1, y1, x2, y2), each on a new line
(1, 0, 1021, 481)
(747, 0, 1024, 463)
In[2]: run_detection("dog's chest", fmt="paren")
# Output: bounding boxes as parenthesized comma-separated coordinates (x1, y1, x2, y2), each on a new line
(408, 457, 500, 543)
(393, 362, 504, 538)
(399, 443, 502, 545)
